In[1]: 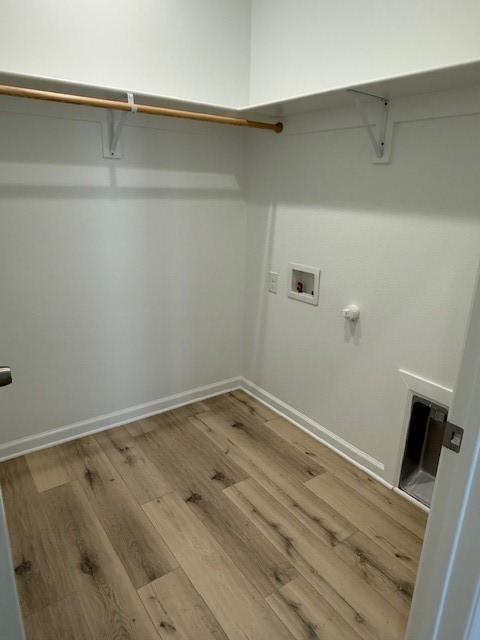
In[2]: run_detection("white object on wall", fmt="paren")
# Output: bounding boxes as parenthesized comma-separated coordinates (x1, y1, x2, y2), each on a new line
(343, 304, 360, 322)
(267, 271, 279, 294)
(288, 263, 320, 305)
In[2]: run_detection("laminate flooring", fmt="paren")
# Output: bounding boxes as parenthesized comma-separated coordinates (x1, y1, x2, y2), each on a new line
(0, 391, 427, 640)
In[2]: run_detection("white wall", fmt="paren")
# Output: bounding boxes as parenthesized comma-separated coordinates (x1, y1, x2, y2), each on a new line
(1, 2, 480, 486)
(4, 1, 480, 108)
(249, 0, 480, 103)
(2, 88, 479, 483)
(244, 88, 480, 482)
(0, 0, 251, 106)
(0, 98, 246, 446)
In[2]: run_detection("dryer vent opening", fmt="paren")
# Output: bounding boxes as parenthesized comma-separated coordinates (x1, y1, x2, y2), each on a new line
(399, 395, 448, 507)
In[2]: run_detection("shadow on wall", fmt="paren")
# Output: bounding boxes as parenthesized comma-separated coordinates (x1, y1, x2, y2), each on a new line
(0, 100, 246, 200)
(344, 318, 361, 345)
(248, 113, 480, 221)
(0, 103, 247, 443)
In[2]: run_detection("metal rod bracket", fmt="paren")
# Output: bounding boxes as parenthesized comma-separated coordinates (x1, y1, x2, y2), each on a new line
(350, 90, 392, 163)
(102, 92, 137, 159)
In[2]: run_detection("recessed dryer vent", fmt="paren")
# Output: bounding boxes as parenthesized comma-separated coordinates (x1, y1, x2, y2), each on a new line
(288, 263, 320, 305)
(399, 395, 448, 508)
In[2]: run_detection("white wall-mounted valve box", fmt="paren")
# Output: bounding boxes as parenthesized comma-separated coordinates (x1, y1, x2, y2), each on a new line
(288, 263, 320, 305)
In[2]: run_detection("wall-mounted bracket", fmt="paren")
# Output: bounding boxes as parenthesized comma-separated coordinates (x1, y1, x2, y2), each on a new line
(102, 92, 137, 159)
(443, 421, 464, 453)
(349, 89, 392, 163)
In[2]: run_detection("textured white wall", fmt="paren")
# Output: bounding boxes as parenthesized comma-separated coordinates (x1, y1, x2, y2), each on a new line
(0, 0, 251, 106)
(244, 89, 480, 482)
(0, 98, 246, 445)
(249, 0, 480, 103)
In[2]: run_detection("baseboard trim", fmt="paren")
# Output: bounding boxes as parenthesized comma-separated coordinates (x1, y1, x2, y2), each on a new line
(239, 378, 387, 481)
(393, 487, 430, 514)
(0, 376, 243, 461)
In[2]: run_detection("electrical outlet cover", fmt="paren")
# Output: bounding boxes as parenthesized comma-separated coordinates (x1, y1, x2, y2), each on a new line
(268, 271, 279, 294)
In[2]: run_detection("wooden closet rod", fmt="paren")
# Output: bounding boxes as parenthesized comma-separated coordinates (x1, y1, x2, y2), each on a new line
(0, 83, 283, 133)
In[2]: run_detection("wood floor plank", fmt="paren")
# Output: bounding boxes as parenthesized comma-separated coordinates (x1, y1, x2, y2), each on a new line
(23, 594, 93, 640)
(225, 478, 406, 640)
(25, 446, 70, 492)
(147, 410, 248, 491)
(59, 435, 177, 588)
(191, 415, 356, 546)
(1, 393, 424, 640)
(162, 401, 210, 421)
(0, 456, 72, 615)
(195, 405, 325, 489)
(266, 575, 361, 640)
(143, 492, 294, 640)
(305, 473, 423, 571)
(95, 426, 171, 503)
(334, 531, 416, 617)
(125, 417, 160, 438)
(136, 417, 297, 596)
(125, 402, 210, 438)
(267, 415, 427, 538)
(202, 396, 326, 484)
(138, 567, 228, 640)
(40, 482, 159, 640)
(223, 389, 279, 422)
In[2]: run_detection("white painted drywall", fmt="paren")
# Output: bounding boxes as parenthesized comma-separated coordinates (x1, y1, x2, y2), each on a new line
(244, 87, 480, 482)
(0, 97, 246, 446)
(0, 0, 251, 106)
(249, 0, 480, 103)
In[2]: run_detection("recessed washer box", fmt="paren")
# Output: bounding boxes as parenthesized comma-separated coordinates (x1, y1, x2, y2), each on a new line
(288, 263, 320, 305)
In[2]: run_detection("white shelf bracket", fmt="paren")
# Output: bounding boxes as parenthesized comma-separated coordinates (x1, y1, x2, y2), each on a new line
(350, 89, 392, 163)
(102, 92, 137, 159)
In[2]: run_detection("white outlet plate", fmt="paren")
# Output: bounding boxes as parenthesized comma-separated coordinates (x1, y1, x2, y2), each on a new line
(268, 271, 279, 294)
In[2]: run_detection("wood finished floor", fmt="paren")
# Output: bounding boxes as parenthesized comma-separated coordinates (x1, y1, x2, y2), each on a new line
(0, 391, 427, 640)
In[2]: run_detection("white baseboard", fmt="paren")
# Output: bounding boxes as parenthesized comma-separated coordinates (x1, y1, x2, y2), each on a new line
(239, 377, 387, 482)
(393, 487, 430, 514)
(0, 376, 242, 461)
